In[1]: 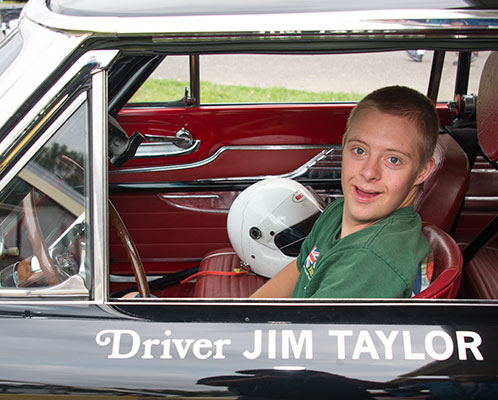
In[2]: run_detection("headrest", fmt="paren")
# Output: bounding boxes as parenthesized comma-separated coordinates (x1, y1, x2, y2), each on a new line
(477, 51, 498, 162)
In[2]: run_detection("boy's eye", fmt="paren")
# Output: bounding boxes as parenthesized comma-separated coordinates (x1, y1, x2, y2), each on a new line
(353, 147, 365, 155)
(388, 156, 400, 165)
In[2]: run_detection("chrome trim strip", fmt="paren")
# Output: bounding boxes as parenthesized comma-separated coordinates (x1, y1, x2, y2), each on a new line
(198, 146, 340, 183)
(0, 297, 490, 305)
(471, 169, 498, 173)
(110, 144, 333, 175)
(26, 0, 498, 37)
(90, 69, 107, 303)
(159, 193, 231, 214)
(162, 194, 220, 199)
(89, 50, 120, 303)
(465, 196, 498, 201)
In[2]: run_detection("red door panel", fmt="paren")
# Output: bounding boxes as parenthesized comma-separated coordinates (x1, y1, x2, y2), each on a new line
(111, 104, 350, 175)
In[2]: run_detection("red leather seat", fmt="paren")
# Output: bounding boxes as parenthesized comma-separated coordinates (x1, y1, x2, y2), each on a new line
(459, 51, 498, 299)
(414, 133, 469, 233)
(413, 223, 463, 299)
(193, 248, 267, 298)
(195, 224, 462, 299)
(460, 242, 498, 299)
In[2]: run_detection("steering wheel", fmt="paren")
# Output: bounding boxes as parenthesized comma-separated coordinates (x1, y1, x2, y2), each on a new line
(22, 190, 150, 297)
(60, 155, 150, 296)
(109, 201, 150, 298)
(22, 190, 63, 286)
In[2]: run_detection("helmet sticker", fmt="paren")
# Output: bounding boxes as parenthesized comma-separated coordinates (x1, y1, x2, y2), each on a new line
(293, 190, 306, 203)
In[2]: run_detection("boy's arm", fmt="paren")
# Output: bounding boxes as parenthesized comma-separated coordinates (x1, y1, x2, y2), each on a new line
(250, 259, 300, 298)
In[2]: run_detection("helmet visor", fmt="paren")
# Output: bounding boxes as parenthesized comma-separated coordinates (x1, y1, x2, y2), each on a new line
(274, 211, 321, 257)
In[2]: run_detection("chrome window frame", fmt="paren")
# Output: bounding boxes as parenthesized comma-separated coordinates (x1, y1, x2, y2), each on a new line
(90, 64, 111, 304)
(0, 16, 86, 133)
(0, 50, 113, 173)
(0, 50, 119, 300)
(25, 0, 498, 38)
(0, 94, 90, 299)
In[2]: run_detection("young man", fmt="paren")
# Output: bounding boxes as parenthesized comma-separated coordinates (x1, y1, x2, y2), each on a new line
(251, 86, 438, 298)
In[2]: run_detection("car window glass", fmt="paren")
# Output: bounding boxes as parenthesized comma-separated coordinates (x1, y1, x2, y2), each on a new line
(0, 101, 91, 294)
(124, 51, 488, 106)
(129, 55, 189, 103)
(127, 51, 441, 105)
(437, 51, 489, 102)
(468, 51, 489, 97)
(198, 52, 434, 104)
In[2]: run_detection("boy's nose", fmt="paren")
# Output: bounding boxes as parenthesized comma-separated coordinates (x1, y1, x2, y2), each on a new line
(360, 157, 381, 181)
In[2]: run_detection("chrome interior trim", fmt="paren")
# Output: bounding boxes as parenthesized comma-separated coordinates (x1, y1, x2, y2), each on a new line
(110, 144, 333, 175)
(471, 169, 498, 173)
(466, 196, 498, 201)
(197, 146, 341, 183)
(0, 275, 88, 298)
(110, 274, 167, 283)
(159, 192, 236, 214)
(162, 194, 220, 199)
(135, 139, 201, 158)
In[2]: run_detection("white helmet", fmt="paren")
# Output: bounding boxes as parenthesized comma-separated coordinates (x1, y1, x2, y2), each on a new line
(227, 178, 324, 278)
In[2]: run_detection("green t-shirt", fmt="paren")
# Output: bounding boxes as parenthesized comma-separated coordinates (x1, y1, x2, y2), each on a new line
(292, 198, 431, 298)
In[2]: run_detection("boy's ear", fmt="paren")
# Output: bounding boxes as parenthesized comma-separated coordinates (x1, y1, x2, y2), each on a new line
(415, 157, 436, 186)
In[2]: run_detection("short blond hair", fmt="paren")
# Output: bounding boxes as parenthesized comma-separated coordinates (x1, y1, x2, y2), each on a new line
(345, 86, 439, 165)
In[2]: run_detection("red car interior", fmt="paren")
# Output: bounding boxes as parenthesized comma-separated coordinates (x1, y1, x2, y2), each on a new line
(192, 223, 463, 299)
(414, 133, 470, 233)
(459, 51, 498, 299)
(108, 53, 498, 299)
(192, 248, 267, 298)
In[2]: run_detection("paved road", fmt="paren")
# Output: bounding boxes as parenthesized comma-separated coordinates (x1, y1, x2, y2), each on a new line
(152, 51, 488, 102)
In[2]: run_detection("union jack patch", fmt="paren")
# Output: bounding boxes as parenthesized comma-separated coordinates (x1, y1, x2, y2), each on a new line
(304, 245, 320, 280)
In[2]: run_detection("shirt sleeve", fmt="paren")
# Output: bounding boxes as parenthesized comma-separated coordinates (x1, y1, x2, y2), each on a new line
(296, 201, 339, 272)
(308, 248, 412, 298)
(296, 229, 313, 272)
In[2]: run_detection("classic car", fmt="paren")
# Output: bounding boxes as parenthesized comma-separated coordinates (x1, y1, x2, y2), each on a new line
(0, 0, 497, 398)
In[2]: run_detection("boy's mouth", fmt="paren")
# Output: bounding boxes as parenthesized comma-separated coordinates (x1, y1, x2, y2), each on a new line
(353, 186, 382, 202)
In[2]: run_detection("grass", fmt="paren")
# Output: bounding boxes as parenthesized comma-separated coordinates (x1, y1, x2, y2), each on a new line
(130, 78, 365, 104)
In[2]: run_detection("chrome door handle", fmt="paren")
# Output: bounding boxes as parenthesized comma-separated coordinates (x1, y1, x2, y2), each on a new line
(136, 128, 200, 158)
(144, 127, 193, 148)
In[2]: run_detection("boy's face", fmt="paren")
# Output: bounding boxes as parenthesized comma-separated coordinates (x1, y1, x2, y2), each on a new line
(341, 108, 434, 236)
